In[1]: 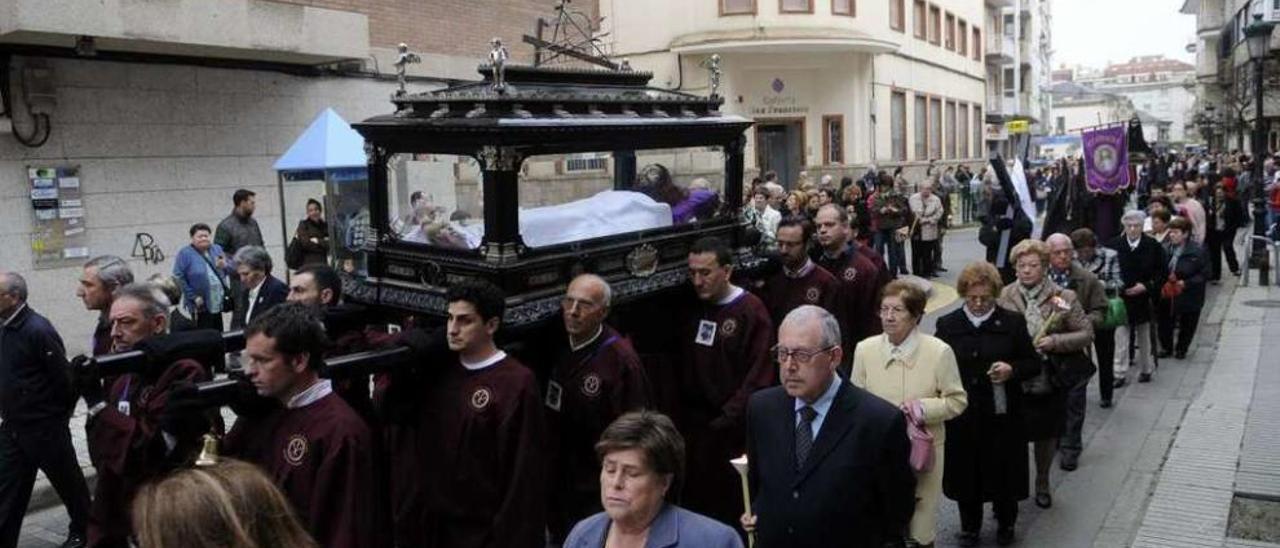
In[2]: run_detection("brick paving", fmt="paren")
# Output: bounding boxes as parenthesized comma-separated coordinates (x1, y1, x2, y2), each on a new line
(1131, 284, 1280, 548)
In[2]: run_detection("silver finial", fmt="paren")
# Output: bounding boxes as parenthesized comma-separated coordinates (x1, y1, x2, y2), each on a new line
(489, 38, 510, 93)
(703, 54, 723, 98)
(393, 43, 421, 98)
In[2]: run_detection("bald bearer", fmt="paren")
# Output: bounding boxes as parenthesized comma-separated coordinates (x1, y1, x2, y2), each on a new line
(546, 274, 652, 541)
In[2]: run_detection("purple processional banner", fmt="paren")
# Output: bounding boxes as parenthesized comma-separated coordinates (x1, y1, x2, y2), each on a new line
(1083, 125, 1129, 194)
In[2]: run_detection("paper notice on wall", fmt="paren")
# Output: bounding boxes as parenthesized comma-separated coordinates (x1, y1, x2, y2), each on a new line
(29, 165, 89, 269)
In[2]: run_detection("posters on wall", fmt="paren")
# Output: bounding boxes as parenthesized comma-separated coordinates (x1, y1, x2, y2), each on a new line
(29, 166, 89, 269)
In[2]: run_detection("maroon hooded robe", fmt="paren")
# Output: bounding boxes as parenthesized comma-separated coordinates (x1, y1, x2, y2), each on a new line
(816, 242, 886, 351)
(544, 325, 652, 540)
(224, 382, 386, 548)
(376, 353, 547, 548)
(86, 359, 210, 548)
(758, 259, 843, 328)
(677, 287, 775, 529)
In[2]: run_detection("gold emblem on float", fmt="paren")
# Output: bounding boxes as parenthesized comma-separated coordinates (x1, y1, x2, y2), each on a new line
(626, 244, 659, 278)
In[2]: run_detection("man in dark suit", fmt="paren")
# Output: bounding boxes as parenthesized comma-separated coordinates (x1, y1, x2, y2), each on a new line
(743, 305, 915, 548)
(1105, 210, 1167, 385)
(230, 245, 288, 329)
(0, 271, 92, 548)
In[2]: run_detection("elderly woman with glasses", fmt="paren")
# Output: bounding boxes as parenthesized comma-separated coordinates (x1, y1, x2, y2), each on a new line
(935, 262, 1040, 547)
(852, 280, 968, 548)
(997, 239, 1094, 510)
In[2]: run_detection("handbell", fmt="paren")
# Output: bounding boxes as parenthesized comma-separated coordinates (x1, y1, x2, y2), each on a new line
(195, 433, 220, 467)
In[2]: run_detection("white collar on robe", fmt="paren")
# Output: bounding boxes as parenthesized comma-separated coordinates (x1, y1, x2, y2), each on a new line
(569, 325, 605, 352)
(716, 285, 745, 305)
(287, 379, 333, 409)
(461, 350, 507, 371)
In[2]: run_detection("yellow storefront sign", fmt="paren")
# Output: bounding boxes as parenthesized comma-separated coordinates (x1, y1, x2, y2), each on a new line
(1006, 120, 1031, 134)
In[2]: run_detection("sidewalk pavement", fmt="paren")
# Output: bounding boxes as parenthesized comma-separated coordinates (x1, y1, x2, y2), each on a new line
(1131, 282, 1280, 548)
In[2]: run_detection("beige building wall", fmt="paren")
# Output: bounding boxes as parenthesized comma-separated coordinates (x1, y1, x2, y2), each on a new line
(0, 0, 601, 352)
(0, 55, 405, 354)
(600, 0, 988, 185)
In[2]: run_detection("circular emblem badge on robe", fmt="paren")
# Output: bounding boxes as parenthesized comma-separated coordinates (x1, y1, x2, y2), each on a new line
(284, 434, 308, 466)
(805, 287, 821, 303)
(581, 373, 602, 398)
(721, 318, 738, 337)
(843, 267, 857, 282)
(470, 387, 492, 411)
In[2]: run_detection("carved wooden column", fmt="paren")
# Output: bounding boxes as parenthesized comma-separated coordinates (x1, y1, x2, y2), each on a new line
(477, 145, 525, 263)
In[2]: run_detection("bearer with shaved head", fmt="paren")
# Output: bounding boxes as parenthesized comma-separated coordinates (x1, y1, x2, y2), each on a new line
(546, 273, 652, 542)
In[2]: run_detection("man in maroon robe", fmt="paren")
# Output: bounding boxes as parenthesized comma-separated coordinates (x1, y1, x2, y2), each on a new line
(813, 204, 886, 356)
(375, 281, 546, 548)
(71, 283, 211, 548)
(678, 236, 775, 530)
(546, 274, 651, 541)
(758, 217, 842, 328)
(223, 303, 385, 548)
(286, 264, 379, 418)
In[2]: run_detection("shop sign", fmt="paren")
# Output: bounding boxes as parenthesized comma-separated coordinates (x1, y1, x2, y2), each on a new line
(985, 123, 1009, 141)
(1006, 120, 1031, 134)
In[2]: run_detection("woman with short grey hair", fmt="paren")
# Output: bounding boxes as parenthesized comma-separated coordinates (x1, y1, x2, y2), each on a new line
(563, 411, 743, 548)
(229, 246, 288, 329)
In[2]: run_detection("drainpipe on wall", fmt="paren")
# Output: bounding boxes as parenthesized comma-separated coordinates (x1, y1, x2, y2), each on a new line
(869, 55, 877, 165)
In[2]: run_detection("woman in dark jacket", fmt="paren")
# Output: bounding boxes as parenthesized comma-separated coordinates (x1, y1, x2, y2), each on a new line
(292, 199, 330, 268)
(870, 174, 910, 276)
(937, 262, 1040, 547)
(1158, 217, 1209, 359)
(1207, 184, 1243, 282)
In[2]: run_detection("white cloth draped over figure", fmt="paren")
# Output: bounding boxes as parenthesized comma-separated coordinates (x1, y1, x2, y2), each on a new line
(425, 190, 675, 249)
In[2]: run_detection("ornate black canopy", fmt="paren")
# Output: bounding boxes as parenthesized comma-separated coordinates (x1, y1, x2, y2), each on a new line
(344, 62, 757, 328)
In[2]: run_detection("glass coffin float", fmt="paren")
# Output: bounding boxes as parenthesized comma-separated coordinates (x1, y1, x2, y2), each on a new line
(344, 64, 758, 327)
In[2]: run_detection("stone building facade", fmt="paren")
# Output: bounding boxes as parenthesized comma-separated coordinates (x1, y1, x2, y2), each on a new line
(0, 0, 576, 352)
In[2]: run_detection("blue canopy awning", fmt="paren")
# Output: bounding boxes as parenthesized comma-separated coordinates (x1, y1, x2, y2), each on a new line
(273, 108, 367, 173)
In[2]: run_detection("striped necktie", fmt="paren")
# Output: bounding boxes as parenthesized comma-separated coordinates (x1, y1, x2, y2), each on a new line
(795, 406, 818, 469)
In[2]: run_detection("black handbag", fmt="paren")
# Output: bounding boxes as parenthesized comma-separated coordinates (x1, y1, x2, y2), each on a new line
(1048, 350, 1096, 390)
(978, 222, 1000, 247)
(196, 248, 235, 313)
(1021, 360, 1054, 395)
(285, 237, 305, 270)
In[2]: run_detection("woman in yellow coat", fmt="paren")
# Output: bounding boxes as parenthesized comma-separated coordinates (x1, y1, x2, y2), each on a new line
(852, 280, 969, 547)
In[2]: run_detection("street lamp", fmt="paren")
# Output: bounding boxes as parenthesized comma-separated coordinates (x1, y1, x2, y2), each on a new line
(1244, 7, 1275, 276)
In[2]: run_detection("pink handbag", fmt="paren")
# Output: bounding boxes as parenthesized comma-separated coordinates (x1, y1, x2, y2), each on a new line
(903, 401, 934, 473)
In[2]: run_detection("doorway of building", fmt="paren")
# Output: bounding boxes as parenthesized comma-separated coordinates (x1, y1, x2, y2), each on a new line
(756, 119, 805, 187)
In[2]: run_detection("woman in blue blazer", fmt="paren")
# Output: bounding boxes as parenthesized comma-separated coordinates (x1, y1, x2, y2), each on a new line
(172, 223, 231, 331)
(563, 411, 742, 548)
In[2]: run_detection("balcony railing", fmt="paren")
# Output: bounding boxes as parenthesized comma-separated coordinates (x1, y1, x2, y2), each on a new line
(987, 94, 1007, 115)
(1198, 10, 1225, 34)
(986, 33, 1016, 63)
